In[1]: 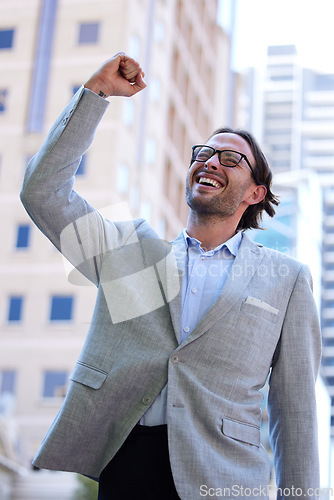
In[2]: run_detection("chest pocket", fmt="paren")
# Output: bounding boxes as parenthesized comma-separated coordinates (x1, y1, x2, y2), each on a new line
(240, 299, 279, 325)
(69, 361, 108, 390)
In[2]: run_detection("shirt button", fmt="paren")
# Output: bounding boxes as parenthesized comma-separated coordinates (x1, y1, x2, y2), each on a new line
(171, 355, 179, 364)
(191, 288, 197, 294)
(183, 326, 190, 333)
(142, 396, 152, 405)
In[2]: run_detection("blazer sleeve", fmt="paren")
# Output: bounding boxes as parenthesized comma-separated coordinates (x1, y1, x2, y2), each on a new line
(268, 264, 322, 499)
(20, 86, 143, 285)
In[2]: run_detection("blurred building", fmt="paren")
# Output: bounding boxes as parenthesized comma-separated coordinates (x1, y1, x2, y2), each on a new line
(263, 45, 334, 438)
(0, 403, 23, 500)
(238, 43, 334, 493)
(0, 0, 234, 496)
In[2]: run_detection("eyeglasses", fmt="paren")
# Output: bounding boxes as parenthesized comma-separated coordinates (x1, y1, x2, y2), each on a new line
(191, 145, 260, 184)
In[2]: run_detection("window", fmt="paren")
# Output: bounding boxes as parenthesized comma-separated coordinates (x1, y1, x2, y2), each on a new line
(128, 35, 140, 59)
(140, 199, 151, 222)
(157, 217, 166, 239)
(154, 21, 165, 42)
(0, 370, 16, 396)
(123, 100, 134, 126)
(149, 78, 161, 102)
(16, 224, 30, 249)
(76, 154, 86, 176)
(323, 357, 334, 366)
(50, 296, 73, 321)
(78, 22, 100, 44)
(117, 164, 129, 194)
(8, 296, 23, 322)
(130, 184, 140, 212)
(0, 90, 8, 113)
(0, 29, 14, 49)
(42, 371, 68, 398)
(145, 138, 156, 164)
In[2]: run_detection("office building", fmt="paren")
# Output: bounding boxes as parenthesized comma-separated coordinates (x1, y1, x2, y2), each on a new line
(0, 0, 232, 496)
(238, 43, 334, 492)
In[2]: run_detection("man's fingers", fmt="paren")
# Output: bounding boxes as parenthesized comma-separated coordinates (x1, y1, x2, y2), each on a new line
(120, 64, 145, 87)
(86, 52, 146, 97)
(120, 58, 143, 79)
(130, 72, 147, 94)
(121, 67, 142, 79)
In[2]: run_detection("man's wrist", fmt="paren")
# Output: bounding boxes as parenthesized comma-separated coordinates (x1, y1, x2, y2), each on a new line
(84, 79, 109, 99)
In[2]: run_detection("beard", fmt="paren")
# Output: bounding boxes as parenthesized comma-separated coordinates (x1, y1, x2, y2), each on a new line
(185, 178, 249, 221)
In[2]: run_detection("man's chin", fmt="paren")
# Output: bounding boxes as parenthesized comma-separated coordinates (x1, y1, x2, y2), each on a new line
(186, 196, 220, 216)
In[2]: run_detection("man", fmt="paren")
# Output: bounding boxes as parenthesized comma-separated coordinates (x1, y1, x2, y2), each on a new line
(21, 53, 321, 499)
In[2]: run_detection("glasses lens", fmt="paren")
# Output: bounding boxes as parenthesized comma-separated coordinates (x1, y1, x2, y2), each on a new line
(219, 151, 242, 167)
(193, 146, 214, 162)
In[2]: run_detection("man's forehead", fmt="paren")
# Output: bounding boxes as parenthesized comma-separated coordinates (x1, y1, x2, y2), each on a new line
(207, 132, 247, 150)
(206, 132, 255, 165)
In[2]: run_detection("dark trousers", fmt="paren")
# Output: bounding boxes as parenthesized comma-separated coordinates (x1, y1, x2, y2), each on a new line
(98, 424, 180, 500)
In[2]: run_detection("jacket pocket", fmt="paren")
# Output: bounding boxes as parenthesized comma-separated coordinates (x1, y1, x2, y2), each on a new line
(240, 300, 279, 325)
(221, 416, 260, 447)
(69, 361, 108, 389)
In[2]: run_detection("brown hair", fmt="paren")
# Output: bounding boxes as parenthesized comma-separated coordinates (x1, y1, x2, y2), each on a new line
(208, 127, 279, 231)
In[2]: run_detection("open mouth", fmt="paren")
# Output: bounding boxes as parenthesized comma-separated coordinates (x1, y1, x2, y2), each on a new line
(197, 176, 224, 189)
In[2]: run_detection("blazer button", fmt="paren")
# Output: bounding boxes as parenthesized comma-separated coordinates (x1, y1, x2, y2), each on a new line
(171, 355, 179, 364)
(142, 396, 152, 405)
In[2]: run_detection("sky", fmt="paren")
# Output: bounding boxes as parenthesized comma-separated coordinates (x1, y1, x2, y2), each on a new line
(220, 0, 334, 73)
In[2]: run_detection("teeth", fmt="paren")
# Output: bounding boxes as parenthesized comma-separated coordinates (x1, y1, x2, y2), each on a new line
(199, 177, 221, 188)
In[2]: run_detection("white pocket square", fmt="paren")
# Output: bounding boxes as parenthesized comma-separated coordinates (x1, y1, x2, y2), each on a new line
(244, 296, 279, 315)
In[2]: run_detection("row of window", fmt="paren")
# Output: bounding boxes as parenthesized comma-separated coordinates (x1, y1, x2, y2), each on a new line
(7, 295, 74, 322)
(0, 23, 101, 115)
(0, 23, 101, 51)
(0, 369, 68, 398)
(0, 17, 167, 50)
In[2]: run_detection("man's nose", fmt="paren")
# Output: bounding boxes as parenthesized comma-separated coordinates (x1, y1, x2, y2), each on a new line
(205, 152, 220, 170)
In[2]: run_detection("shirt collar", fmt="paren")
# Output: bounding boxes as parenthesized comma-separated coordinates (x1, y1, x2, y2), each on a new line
(182, 229, 242, 257)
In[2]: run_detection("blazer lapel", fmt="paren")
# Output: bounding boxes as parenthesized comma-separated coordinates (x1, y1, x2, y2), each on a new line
(177, 234, 265, 348)
(166, 232, 187, 342)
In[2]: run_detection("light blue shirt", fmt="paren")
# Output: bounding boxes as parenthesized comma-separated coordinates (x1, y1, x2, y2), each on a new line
(139, 230, 243, 426)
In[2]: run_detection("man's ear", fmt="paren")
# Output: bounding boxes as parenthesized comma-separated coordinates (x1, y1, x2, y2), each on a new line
(246, 185, 267, 206)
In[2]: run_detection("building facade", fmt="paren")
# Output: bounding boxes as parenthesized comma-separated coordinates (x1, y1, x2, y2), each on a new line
(0, 0, 232, 496)
(238, 43, 334, 491)
(262, 45, 334, 437)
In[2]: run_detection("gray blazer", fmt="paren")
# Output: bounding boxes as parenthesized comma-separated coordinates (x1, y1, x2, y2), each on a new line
(21, 87, 322, 499)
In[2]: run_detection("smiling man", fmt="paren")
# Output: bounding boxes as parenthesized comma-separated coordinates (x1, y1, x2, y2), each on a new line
(185, 135, 268, 249)
(20, 53, 321, 500)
